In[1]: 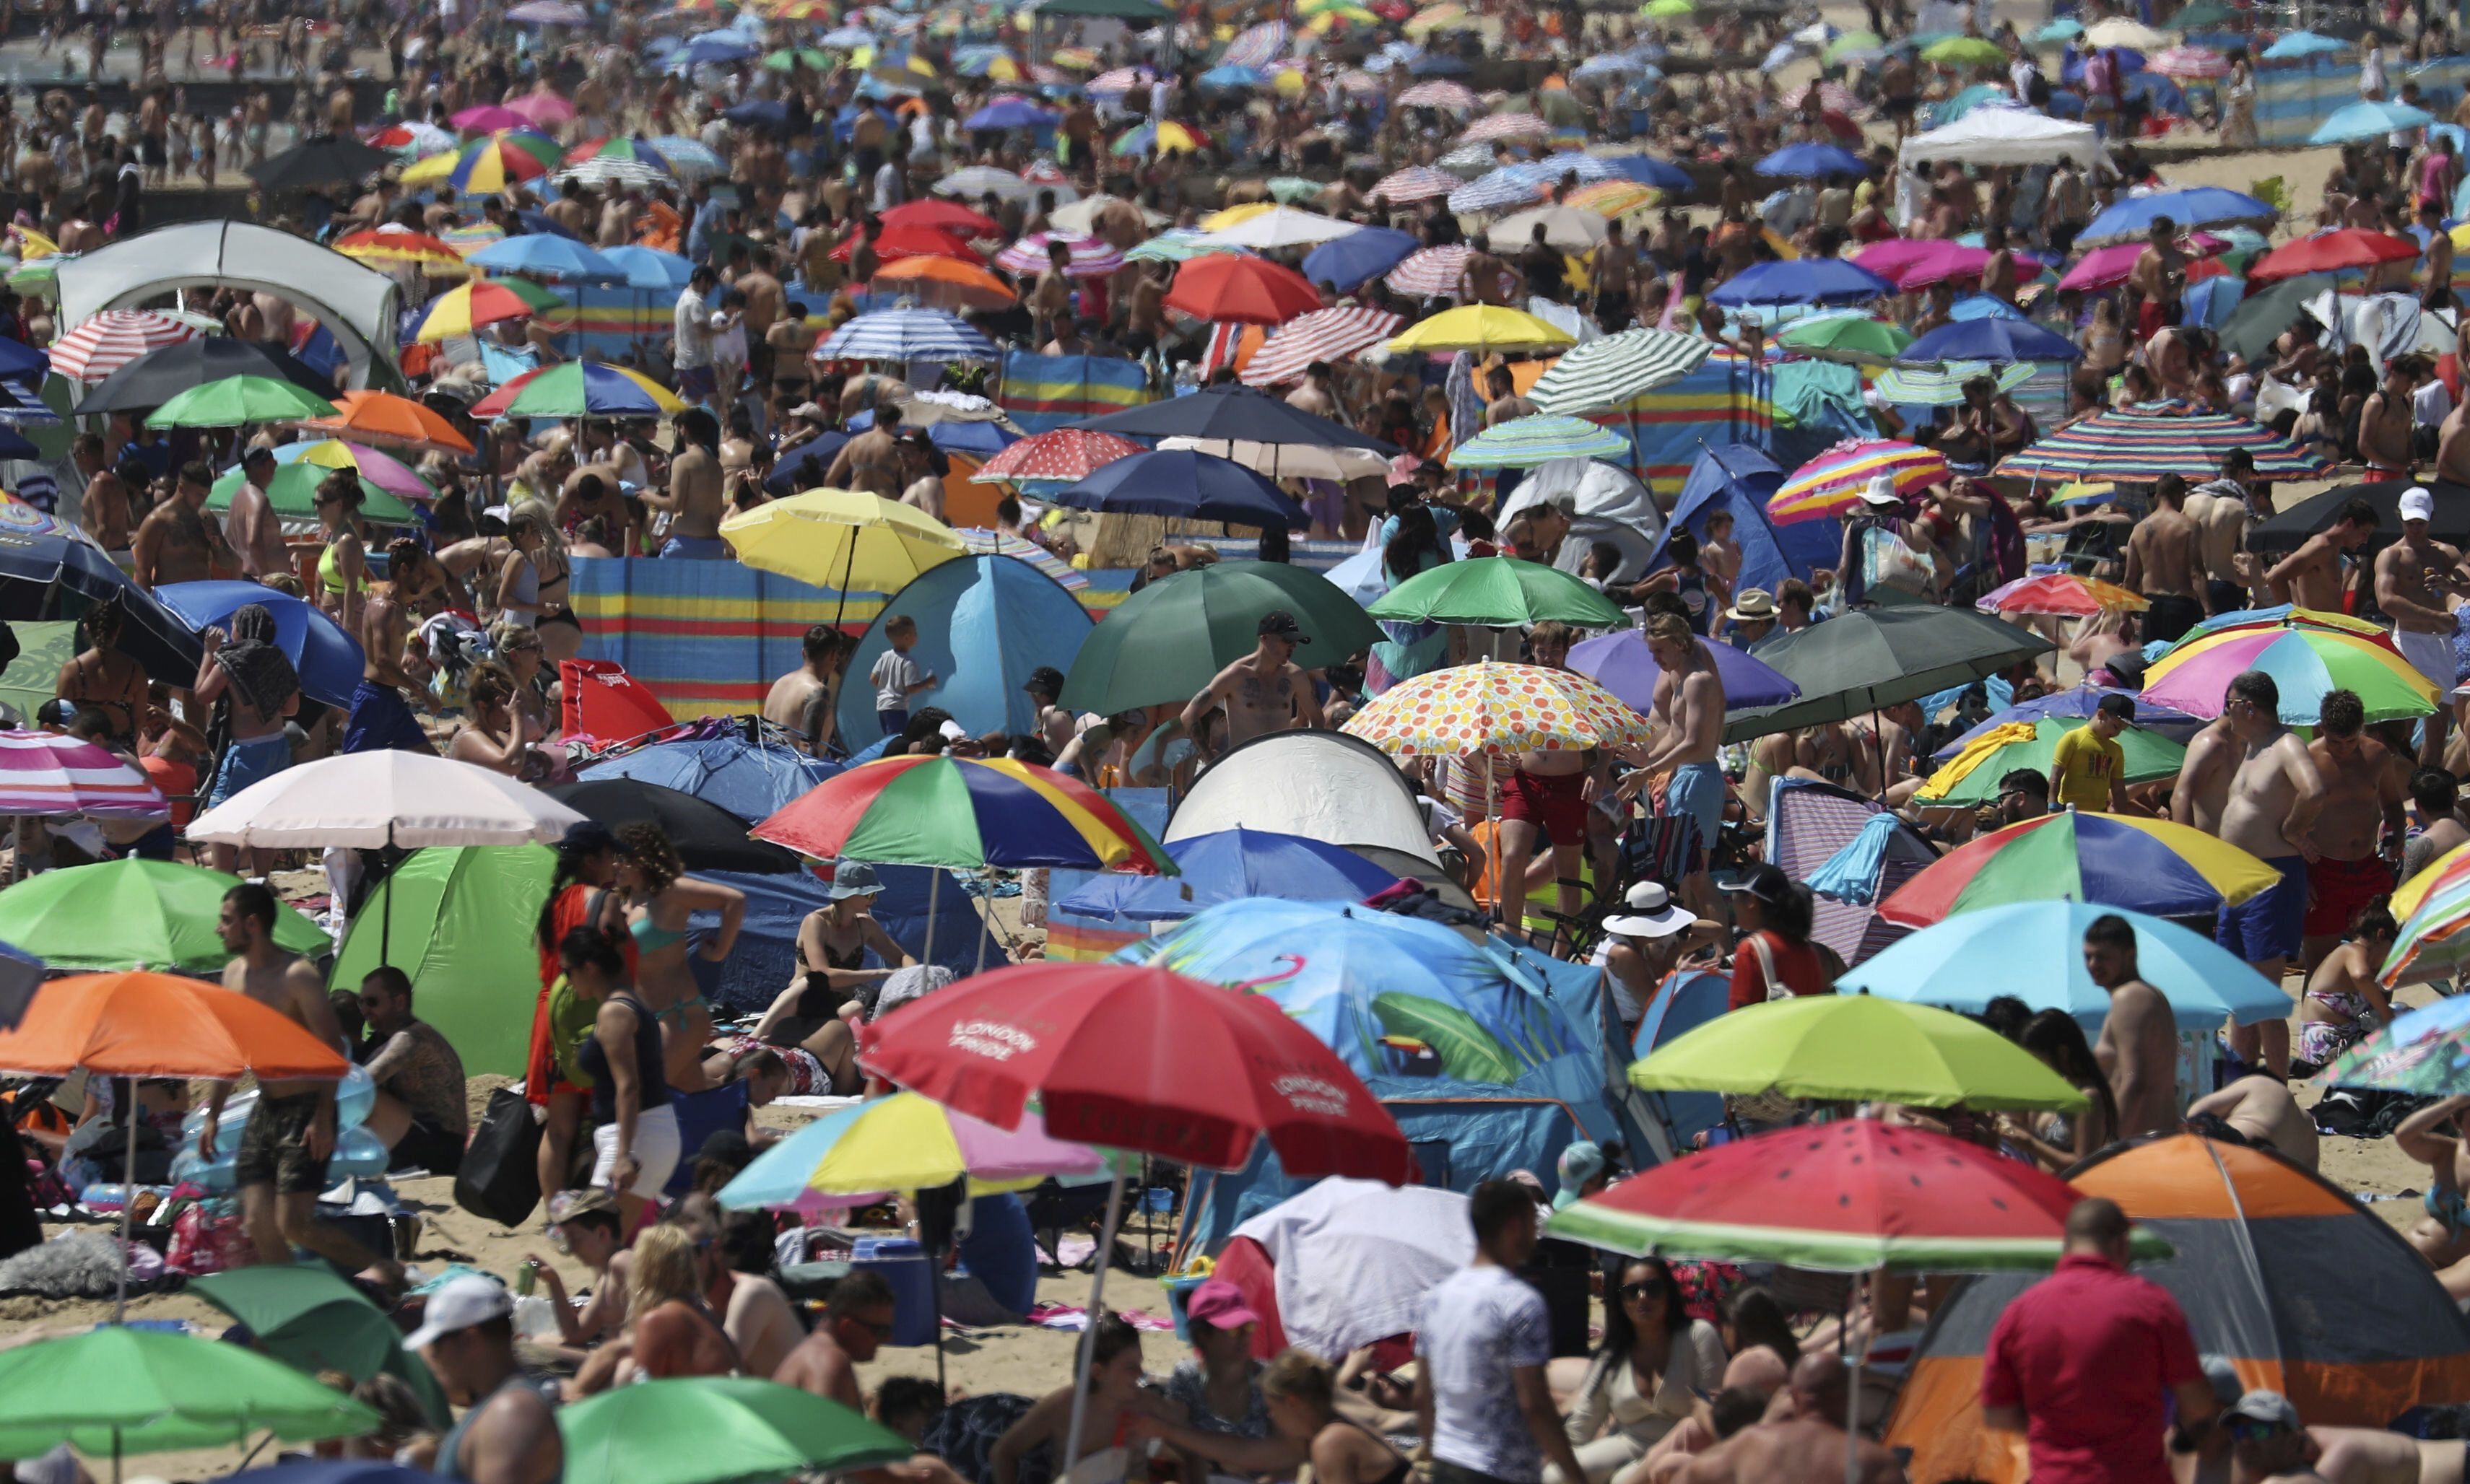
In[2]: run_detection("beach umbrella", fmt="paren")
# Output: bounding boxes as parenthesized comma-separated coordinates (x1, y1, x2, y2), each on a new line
(643, 134, 723, 179)
(1878, 810, 2279, 927)
(146, 375, 337, 429)
(879, 198, 1001, 237)
(2261, 28, 2346, 56)
(719, 1089, 1105, 1210)
(2247, 227, 2422, 280)
(577, 733, 838, 824)
(0, 730, 168, 819)
(963, 95, 1051, 130)
(1872, 361, 2035, 405)
(1163, 252, 1322, 323)
(2149, 44, 2230, 78)
(1853, 237, 1992, 289)
(204, 459, 417, 528)
(2308, 100, 2434, 145)
(936, 165, 1035, 201)
(719, 488, 966, 621)
(190, 1267, 448, 1427)
(1198, 206, 1360, 251)
(1975, 572, 2149, 616)
(1839, 899, 2287, 1033)
(970, 427, 1143, 485)
(1898, 318, 2082, 365)
(273, 439, 435, 502)
(409, 276, 564, 340)
(1343, 660, 1655, 759)
(1567, 180, 1656, 218)
(1997, 401, 2329, 483)
(1547, 1118, 2164, 1268)
(1056, 559, 1380, 715)
(1484, 204, 1610, 254)
(1366, 556, 1625, 627)
(1919, 34, 2007, 66)
(0, 337, 45, 385)
(1396, 80, 1477, 112)
(1240, 307, 1406, 388)
(329, 844, 555, 1077)
(1705, 258, 1894, 307)
(1371, 166, 1465, 205)
(1299, 226, 1418, 294)
(545, 779, 801, 875)
(1387, 303, 1575, 354)
(465, 232, 627, 281)
(0, 1327, 379, 1462)
(991, 231, 1122, 277)
(1446, 414, 1630, 468)
(299, 390, 475, 455)
(1631, 994, 2090, 1110)
(369, 122, 460, 155)
(1567, 627, 1801, 712)
(1386, 244, 1471, 297)
(1753, 141, 1869, 178)
(404, 128, 564, 193)
(48, 310, 199, 381)
(1931, 687, 2196, 760)
(2324, 990, 2470, 1090)
(450, 104, 534, 131)
(1056, 827, 1402, 924)
(1070, 383, 1393, 457)
(818, 307, 1000, 362)
(1776, 315, 1912, 365)
(0, 519, 200, 682)
(1458, 111, 1549, 143)
(2058, 237, 2223, 292)
(2084, 14, 2172, 45)
(1528, 328, 1713, 414)
(247, 133, 393, 193)
(1124, 229, 1245, 264)
(1826, 27, 1887, 58)
(1722, 606, 2055, 741)
(1913, 715, 2183, 807)
(72, 337, 328, 416)
(331, 227, 467, 271)
(186, 750, 584, 851)
(156, 580, 368, 707)
(1045, 448, 1307, 528)
(505, 362, 687, 418)
(560, 1379, 910, 1484)
(868, 255, 1015, 310)
(2141, 623, 2437, 724)
(1768, 438, 1949, 524)
(1447, 165, 1555, 214)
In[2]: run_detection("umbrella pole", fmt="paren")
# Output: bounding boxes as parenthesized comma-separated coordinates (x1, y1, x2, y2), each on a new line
(1870, 707, 1887, 803)
(923, 870, 940, 966)
(115, 1095, 135, 1324)
(1062, 1167, 1126, 1483)
(973, 891, 992, 975)
(833, 519, 858, 635)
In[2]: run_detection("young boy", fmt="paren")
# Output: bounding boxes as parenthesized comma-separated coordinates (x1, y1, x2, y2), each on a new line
(2048, 691, 2135, 814)
(869, 615, 936, 738)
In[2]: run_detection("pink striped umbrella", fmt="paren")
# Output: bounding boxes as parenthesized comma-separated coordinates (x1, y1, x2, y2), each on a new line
(47, 310, 199, 383)
(2149, 45, 2228, 79)
(2056, 232, 2227, 292)
(1222, 20, 1291, 67)
(1087, 66, 1152, 94)
(1387, 244, 1470, 297)
(0, 731, 168, 818)
(993, 232, 1123, 278)
(1372, 165, 1462, 204)
(1241, 306, 1406, 386)
(1458, 112, 1548, 143)
(1398, 79, 1478, 110)
(504, 92, 576, 126)
(449, 104, 532, 133)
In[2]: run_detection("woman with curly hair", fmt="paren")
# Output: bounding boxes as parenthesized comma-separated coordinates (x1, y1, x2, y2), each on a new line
(615, 821, 744, 1094)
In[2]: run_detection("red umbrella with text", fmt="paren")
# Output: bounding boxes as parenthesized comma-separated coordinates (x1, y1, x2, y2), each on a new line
(862, 958, 1412, 1459)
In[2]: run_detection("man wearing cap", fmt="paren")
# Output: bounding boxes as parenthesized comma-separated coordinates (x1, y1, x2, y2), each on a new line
(1181, 610, 1324, 755)
(2221, 1392, 2331, 1484)
(523, 1188, 634, 1351)
(762, 623, 848, 759)
(408, 1274, 564, 1484)
(2373, 485, 2466, 767)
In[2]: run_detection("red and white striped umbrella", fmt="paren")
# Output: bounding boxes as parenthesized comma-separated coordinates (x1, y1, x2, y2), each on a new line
(0, 730, 167, 818)
(48, 310, 199, 383)
(1222, 20, 1291, 67)
(1398, 79, 1478, 110)
(992, 232, 1124, 278)
(1371, 165, 1463, 204)
(1786, 79, 1862, 114)
(2149, 44, 2229, 79)
(1458, 112, 1548, 143)
(969, 427, 1147, 484)
(1087, 66, 1152, 94)
(1240, 306, 1405, 386)
(1386, 244, 1470, 297)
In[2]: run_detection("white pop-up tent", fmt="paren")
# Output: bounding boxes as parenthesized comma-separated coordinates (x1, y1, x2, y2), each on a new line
(1497, 458, 1666, 585)
(1899, 108, 2110, 170)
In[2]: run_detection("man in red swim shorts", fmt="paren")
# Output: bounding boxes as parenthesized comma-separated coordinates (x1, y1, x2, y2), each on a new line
(1494, 621, 1612, 944)
(2128, 217, 2185, 349)
(2298, 688, 2406, 981)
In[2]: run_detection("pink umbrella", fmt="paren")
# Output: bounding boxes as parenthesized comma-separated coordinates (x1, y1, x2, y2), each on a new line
(451, 105, 533, 134)
(2057, 233, 2227, 292)
(1895, 243, 1996, 289)
(505, 92, 575, 127)
(1851, 238, 1952, 283)
(0, 730, 167, 818)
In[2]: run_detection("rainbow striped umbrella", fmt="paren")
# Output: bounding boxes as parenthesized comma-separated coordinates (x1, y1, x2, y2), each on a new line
(401, 128, 564, 194)
(409, 276, 564, 341)
(503, 362, 687, 419)
(2322, 994, 2470, 1088)
(1769, 439, 1949, 524)
(2140, 624, 2438, 724)
(2152, 602, 2387, 660)
(751, 755, 1175, 873)
(1975, 572, 2148, 617)
(1879, 811, 2281, 928)
(2372, 842, 2470, 988)
(1996, 401, 2331, 483)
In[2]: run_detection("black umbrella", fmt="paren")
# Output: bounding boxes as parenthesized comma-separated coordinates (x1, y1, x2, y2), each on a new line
(247, 135, 393, 193)
(0, 531, 201, 684)
(2217, 273, 2331, 365)
(73, 337, 337, 416)
(543, 779, 801, 875)
(1069, 383, 1396, 451)
(2248, 477, 2468, 556)
(1722, 606, 2055, 743)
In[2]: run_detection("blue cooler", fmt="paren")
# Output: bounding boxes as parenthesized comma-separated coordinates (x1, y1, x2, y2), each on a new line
(1162, 1274, 1209, 1341)
(851, 1236, 936, 1346)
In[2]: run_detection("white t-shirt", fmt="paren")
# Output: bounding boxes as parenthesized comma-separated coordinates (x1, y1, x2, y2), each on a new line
(672, 287, 713, 370)
(2415, 377, 2453, 429)
(1417, 1265, 1551, 1484)
(871, 647, 926, 711)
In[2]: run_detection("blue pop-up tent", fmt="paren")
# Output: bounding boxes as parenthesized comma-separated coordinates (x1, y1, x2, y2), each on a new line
(838, 554, 1093, 743)
(1652, 442, 1836, 602)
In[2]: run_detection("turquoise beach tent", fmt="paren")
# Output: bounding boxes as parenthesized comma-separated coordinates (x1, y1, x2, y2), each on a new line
(836, 553, 1093, 743)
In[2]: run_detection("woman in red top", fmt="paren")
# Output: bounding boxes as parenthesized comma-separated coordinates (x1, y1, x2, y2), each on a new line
(529, 821, 635, 1200)
(1723, 864, 1830, 1011)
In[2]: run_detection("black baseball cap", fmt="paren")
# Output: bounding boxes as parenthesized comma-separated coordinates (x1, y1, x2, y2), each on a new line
(2095, 692, 2136, 720)
(1258, 610, 1309, 644)
(1718, 862, 1792, 907)
(1023, 665, 1066, 697)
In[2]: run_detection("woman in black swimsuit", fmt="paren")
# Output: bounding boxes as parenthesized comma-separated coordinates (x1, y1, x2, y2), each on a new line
(53, 596, 147, 746)
(719, 862, 916, 1096)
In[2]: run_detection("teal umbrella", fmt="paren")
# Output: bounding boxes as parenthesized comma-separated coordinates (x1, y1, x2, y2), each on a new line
(0, 1326, 378, 1462)
(1366, 556, 1627, 627)
(190, 1265, 451, 1427)
(1444, 414, 1631, 469)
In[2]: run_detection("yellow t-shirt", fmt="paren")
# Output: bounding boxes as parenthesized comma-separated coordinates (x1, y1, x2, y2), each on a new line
(2050, 724, 2124, 811)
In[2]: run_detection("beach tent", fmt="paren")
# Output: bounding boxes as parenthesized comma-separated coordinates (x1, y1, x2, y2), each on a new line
(1651, 443, 1835, 602)
(1888, 1133, 2470, 1483)
(1496, 458, 1666, 585)
(695, 860, 980, 1011)
(1899, 108, 2108, 169)
(835, 554, 1093, 744)
(1165, 729, 1438, 865)
(1630, 969, 1730, 1151)
(1586, 353, 1778, 490)
(1042, 787, 1170, 964)
(577, 726, 840, 823)
(330, 844, 557, 1076)
(1765, 777, 1930, 966)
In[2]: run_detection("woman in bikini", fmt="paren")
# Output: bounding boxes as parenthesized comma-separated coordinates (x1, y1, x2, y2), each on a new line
(991, 1314, 1179, 1484)
(2294, 896, 2399, 1075)
(487, 619, 558, 749)
(447, 662, 537, 780)
(312, 470, 368, 637)
(615, 821, 744, 1096)
(705, 860, 913, 1097)
(53, 594, 147, 745)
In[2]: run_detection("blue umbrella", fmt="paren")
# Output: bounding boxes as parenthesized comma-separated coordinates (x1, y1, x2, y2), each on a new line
(1605, 154, 1693, 192)
(1198, 64, 1265, 90)
(2261, 28, 2345, 57)
(510, 208, 580, 242)
(0, 428, 37, 460)
(0, 338, 46, 383)
(1410, 52, 1471, 74)
(0, 936, 38, 1029)
(599, 244, 694, 292)
(2076, 186, 2279, 248)
(464, 233, 626, 283)
(722, 97, 791, 130)
(1049, 449, 1307, 528)
(1948, 293, 2027, 322)
(578, 733, 840, 821)
(154, 581, 368, 709)
(1567, 627, 1801, 712)
(819, 307, 999, 362)
(1057, 827, 1404, 922)
(1897, 318, 2082, 365)
(2310, 99, 2435, 144)
(924, 419, 1019, 459)
(1707, 258, 1894, 307)
(1835, 900, 2290, 1034)
(767, 432, 851, 496)
(1301, 226, 1418, 292)
(230, 1463, 436, 1484)
(1753, 142, 1869, 179)
(1931, 686, 2199, 761)
(673, 30, 758, 66)
(0, 528, 199, 684)
(964, 95, 1053, 130)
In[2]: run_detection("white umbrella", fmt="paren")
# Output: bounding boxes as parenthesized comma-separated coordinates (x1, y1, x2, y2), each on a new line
(1155, 435, 1391, 482)
(1229, 1177, 1473, 1363)
(185, 751, 585, 850)
(1199, 206, 1362, 250)
(936, 165, 1035, 202)
(1484, 204, 1609, 253)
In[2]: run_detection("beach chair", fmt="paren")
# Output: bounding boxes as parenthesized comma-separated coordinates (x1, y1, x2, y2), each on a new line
(1764, 777, 1933, 969)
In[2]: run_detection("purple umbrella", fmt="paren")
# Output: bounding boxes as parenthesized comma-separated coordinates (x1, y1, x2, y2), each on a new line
(1567, 628, 1801, 713)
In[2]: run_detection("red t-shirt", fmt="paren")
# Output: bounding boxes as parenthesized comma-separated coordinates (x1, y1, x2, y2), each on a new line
(1725, 931, 1831, 1011)
(1980, 1253, 2201, 1484)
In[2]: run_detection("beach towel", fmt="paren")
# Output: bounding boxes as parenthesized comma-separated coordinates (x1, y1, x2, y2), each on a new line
(1806, 812, 1909, 905)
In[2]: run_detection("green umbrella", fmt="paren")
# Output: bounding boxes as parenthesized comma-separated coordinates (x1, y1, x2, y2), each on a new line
(2170, 0, 2240, 29)
(189, 1265, 451, 1427)
(1630, 992, 2091, 1111)
(208, 461, 419, 525)
(1921, 35, 2006, 66)
(1775, 314, 1913, 365)
(146, 375, 339, 429)
(1722, 606, 2054, 742)
(0, 619, 74, 721)
(0, 857, 326, 971)
(1056, 559, 1380, 715)
(1267, 176, 1323, 204)
(0, 1324, 379, 1459)
(765, 46, 831, 69)
(330, 843, 557, 1075)
(558, 1377, 913, 1484)
(1824, 27, 1884, 59)
(1365, 556, 1626, 628)
(1915, 717, 2185, 807)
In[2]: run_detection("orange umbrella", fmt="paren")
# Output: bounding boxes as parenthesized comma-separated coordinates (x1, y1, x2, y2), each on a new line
(870, 255, 1019, 310)
(300, 390, 477, 455)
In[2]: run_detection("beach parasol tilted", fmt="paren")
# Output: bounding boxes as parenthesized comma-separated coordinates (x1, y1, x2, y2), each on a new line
(1878, 808, 2281, 927)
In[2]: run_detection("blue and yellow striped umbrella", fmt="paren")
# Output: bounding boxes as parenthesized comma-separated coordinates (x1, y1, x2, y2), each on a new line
(1996, 400, 2330, 483)
(1445, 413, 1630, 469)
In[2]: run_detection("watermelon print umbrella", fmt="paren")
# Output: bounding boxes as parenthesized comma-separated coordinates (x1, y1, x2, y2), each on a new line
(1878, 809, 2282, 928)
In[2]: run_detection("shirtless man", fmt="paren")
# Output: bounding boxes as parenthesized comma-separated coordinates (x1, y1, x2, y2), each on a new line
(201, 882, 402, 1283)
(678, 1197, 801, 1379)
(225, 445, 292, 582)
(1029, 240, 1073, 340)
(774, 1268, 897, 1410)
(1619, 611, 1726, 915)
(1677, 1355, 1898, 1484)
(192, 614, 296, 875)
(1179, 609, 1323, 756)
(1124, 261, 1167, 357)
(555, 470, 640, 554)
(131, 458, 232, 589)
(2374, 486, 2466, 766)
(2185, 450, 2264, 614)
(2313, 1426, 2469, 1484)
(2399, 1095, 2470, 1293)
(2213, 669, 2329, 1078)
(1484, 365, 1536, 428)
(649, 408, 726, 557)
(2263, 497, 2378, 611)
(2360, 359, 2420, 476)
(1286, 362, 1339, 419)
(2126, 472, 2206, 642)
(1459, 243, 1521, 307)
(1699, 509, 1741, 614)
(2082, 912, 2182, 1140)
(825, 402, 904, 500)
(2300, 689, 2408, 978)
(2187, 1075, 2320, 1171)
(2128, 216, 2186, 347)
(762, 623, 845, 758)
(70, 432, 131, 561)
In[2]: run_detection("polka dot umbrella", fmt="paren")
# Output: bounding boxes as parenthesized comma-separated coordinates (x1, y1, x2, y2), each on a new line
(1341, 659, 1654, 760)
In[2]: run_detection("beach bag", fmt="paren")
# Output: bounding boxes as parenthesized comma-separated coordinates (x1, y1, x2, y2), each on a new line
(1858, 523, 1934, 601)
(1724, 938, 1803, 1127)
(165, 1200, 249, 1275)
(454, 1087, 543, 1228)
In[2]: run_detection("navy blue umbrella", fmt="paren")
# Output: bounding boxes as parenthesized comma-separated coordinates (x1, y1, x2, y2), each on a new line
(1706, 258, 1894, 307)
(1753, 142, 1869, 179)
(1302, 226, 1418, 292)
(1606, 155, 1695, 192)
(723, 97, 791, 130)
(1897, 318, 2084, 365)
(511, 207, 581, 242)
(1056, 826, 1404, 921)
(767, 431, 851, 496)
(965, 96, 1053, 130)
(0, 531, 200, 683)
(0, 429, 36, 461)
(1048, 448, 1308, 528)
(1070, 382, 1393, 450)
(155, 581, 368, 709)
(0, 338, 46, 383)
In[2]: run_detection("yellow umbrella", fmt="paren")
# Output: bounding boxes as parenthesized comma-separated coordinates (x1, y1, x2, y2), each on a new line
(399, 149, 460, 187)
(1387, 304, 1578, 354)
(1342, 660, 1653, 758)
(1404, 1, 1465, 33)
(1199, 201, 1279, 231)
(719, 488, 968, 609)
(1567, 181, 1655, 217)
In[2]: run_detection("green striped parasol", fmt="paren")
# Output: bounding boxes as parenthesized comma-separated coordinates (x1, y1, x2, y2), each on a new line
(1528, 327, 1713, 414)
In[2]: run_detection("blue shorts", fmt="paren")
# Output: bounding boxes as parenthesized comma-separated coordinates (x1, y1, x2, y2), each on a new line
(677, 365, 716, 401)
(1660, 760, 1726, 861)
(343, 679, 435, 756)
(879, 708, 908, 738)
(2215, 854, 2308, 964)
(207, 733, 290, 808)
(660, 535, 730, 559)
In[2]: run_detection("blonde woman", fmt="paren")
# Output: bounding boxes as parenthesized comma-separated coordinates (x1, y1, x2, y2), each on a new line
(495, 513, 558, 631)
(487, 618, 558, 746)
(624, 1223, 739, 1381)
(616, 821, 744, 1094)
(449, 661, 536, 778)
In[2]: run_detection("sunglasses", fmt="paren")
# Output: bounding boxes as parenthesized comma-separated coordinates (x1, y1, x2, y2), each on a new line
(1618, 1280, 1669, 1303)
(851, 1317, 895, 1340)
(2224, 1417, 2288, 1443)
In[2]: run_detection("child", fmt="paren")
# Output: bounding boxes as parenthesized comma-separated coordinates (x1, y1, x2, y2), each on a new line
(869, 614, 936, 738)
(709, 286, 748, 417)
